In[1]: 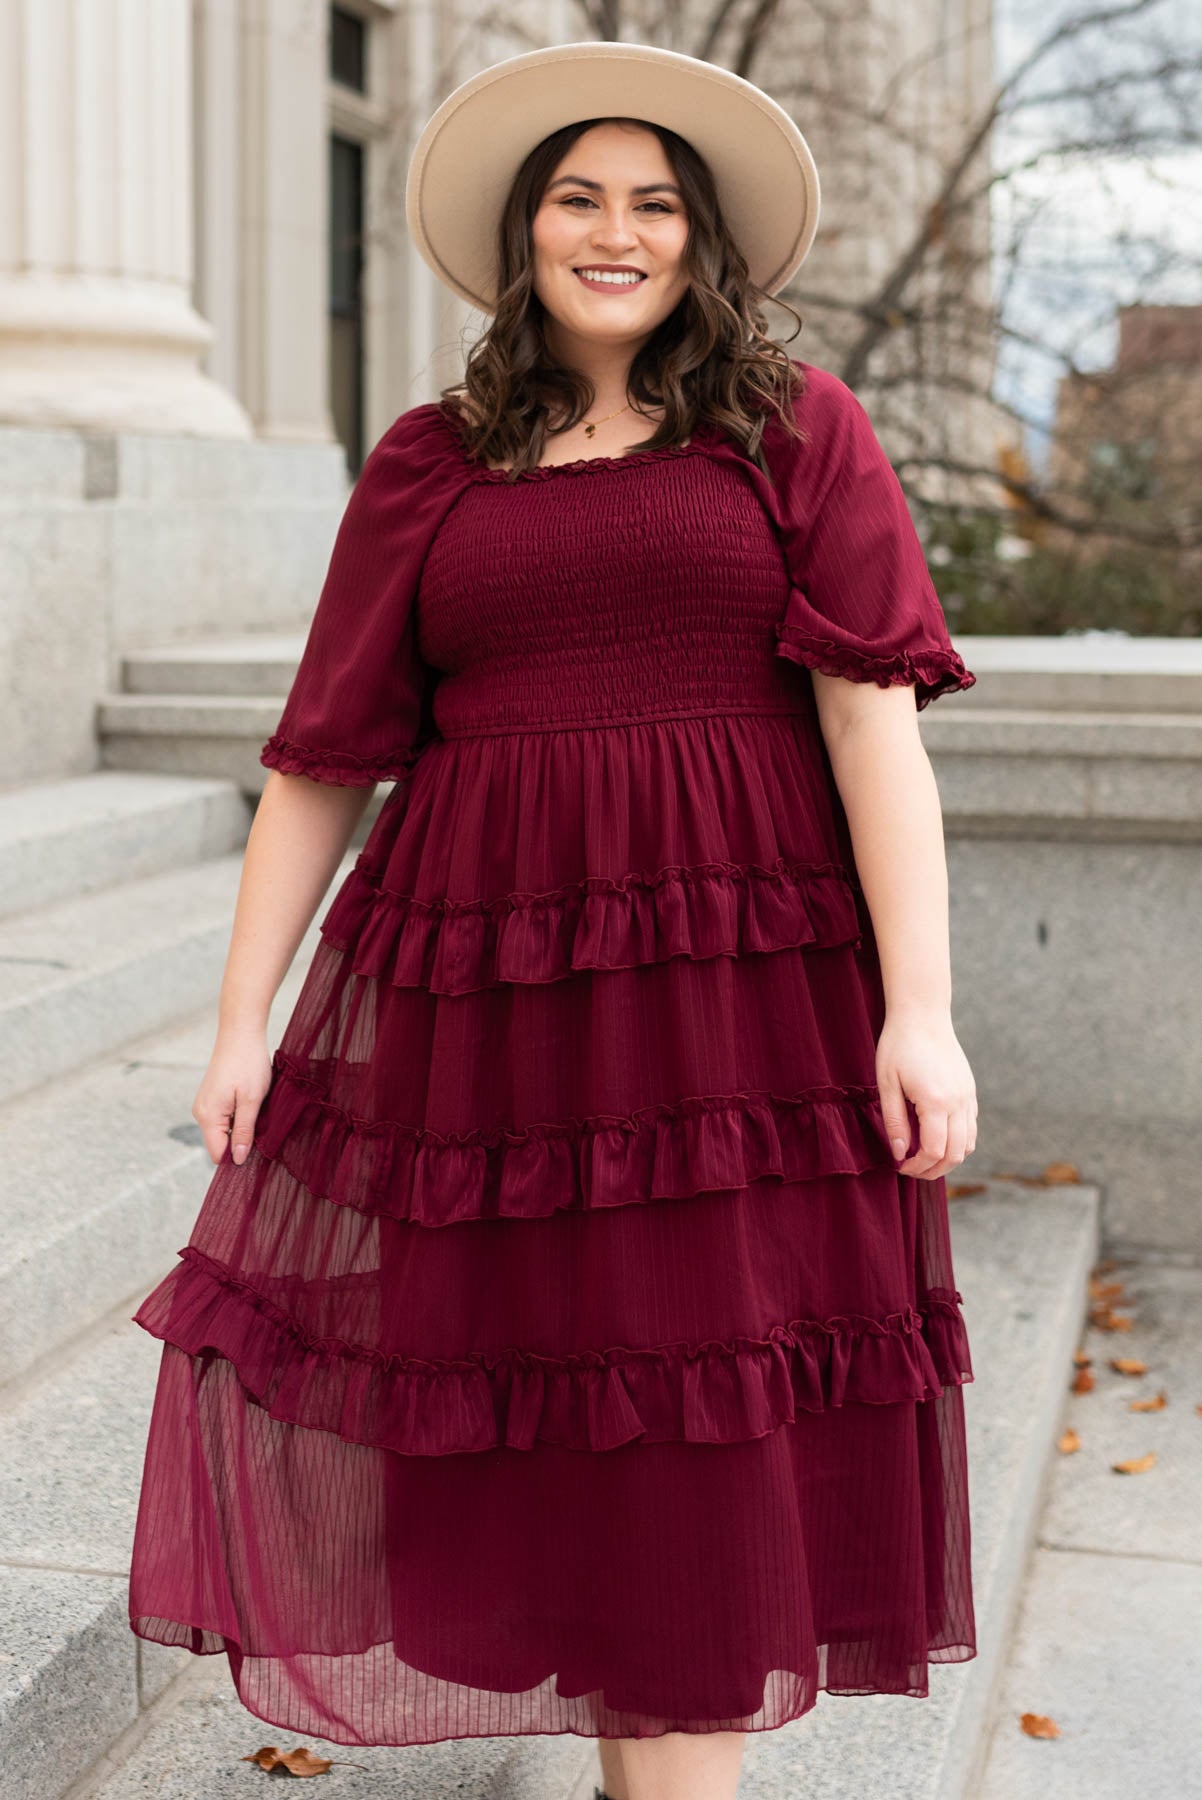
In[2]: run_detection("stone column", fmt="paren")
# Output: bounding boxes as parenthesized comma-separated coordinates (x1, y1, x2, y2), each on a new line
(237, 0, 332, 443)
(0, 0, 251, 436)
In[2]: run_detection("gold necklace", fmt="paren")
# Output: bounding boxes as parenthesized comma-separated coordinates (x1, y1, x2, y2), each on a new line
(582, 401, 631, 438)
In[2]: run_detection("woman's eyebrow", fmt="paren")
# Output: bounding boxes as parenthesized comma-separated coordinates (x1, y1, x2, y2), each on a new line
(545, 174, 684, 198)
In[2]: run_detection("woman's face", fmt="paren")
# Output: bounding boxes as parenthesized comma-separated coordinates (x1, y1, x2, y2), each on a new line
(531, 121, 691, 356)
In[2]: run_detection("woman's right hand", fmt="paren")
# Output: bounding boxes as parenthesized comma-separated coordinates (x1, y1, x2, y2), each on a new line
(193, 1025, 275, 1167)
(190, 767, 373, 1169)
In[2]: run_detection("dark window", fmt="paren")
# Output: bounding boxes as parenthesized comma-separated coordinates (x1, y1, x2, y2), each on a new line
(329, 133, 365, 474)
(330, 7, 367, 92)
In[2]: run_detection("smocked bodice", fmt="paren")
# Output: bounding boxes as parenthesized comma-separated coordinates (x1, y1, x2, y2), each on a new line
(416, 444, 811, 740)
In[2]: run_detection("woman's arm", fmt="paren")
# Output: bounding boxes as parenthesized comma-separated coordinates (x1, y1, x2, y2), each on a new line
(192, 770, 374, 1166)
(813, 674, 978, 1181)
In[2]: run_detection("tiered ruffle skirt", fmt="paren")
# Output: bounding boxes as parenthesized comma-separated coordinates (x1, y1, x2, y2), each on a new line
(128, 710, 976, 1745)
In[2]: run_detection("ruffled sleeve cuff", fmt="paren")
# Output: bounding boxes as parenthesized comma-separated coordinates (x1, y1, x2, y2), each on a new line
(773, 592, 977, 713)
(259, 732, 425, 786)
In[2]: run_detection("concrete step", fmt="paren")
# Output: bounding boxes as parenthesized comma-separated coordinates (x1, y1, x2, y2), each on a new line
(0, 849, 250, 1106)
(0, 1565, 148, 1800)
(916, 706, 1202, 836)
(947, 633, 1202, 714)
(120, 634, 306, 697)
(100, 631, 303, 791)
(0, 769, 250, 921)
(978, 1257, 1202, 1798)
(96, 693, 285, 792)
(7, 1181, 1097, 1800)
(97, 690, 393, 824)
(0, 1309, 223, 1800)
(738, 1181, 1101, 1800)
(0, 904, 331, 1388)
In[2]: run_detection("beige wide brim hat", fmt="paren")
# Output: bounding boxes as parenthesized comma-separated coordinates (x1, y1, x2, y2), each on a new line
(405, 40, 821, 315)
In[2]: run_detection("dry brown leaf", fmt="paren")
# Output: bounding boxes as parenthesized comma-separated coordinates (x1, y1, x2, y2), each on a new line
(1109, 1357, 1148, 1377)
(947, 1181, 989, 1199)
(1020, 1711, 1061, 1739)
(1042, 1161, 1080, 1184)
(1090, 1277, 1129, 1303)
(281, 1749, 334, 1778)
(1058, 1426, 1081, 1453)
(243, 1749, 283, 1770)
(1071, 1366, 1095, 1394)
(1129, 1391, 1168, 1412)
(1089, 1308, 1135, 1332)
(1112, 1451, 1157, 1474)
(1072, 1350, 1093, 1368)
(241, 1744, 366, 1778)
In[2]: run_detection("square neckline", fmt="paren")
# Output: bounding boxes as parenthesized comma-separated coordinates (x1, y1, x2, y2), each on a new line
(434, 399, 713, 482)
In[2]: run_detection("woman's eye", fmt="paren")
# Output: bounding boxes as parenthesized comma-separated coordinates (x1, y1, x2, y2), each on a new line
(559, 196, 673, 214)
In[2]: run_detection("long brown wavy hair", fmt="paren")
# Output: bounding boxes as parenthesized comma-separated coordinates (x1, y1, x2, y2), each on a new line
(438, 115, 810, 481)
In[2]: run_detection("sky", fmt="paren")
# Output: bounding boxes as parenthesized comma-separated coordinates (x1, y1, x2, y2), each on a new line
(989, 0, 1201, 469)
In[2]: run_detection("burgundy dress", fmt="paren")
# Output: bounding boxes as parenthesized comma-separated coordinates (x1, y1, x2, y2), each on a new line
(128, 358, 978, 1747)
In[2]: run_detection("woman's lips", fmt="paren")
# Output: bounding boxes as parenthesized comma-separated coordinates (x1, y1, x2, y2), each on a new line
(572, 269, 648, 294)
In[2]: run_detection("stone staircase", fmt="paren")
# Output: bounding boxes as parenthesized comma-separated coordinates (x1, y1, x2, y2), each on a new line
(97, 637, 306, 792)
(0, 639, 1113, 1797)
(0, 767, 346, 1795)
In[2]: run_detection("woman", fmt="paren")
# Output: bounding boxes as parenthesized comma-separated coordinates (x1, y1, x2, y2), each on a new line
(128, 41, 979, 1800)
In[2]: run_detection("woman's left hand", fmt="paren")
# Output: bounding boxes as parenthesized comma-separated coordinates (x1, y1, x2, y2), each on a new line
(875, 1011, 978, 1181)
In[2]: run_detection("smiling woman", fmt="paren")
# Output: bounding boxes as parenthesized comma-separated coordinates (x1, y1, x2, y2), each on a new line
(126, 39, 977, 1800)
(439, 108, 813, 476)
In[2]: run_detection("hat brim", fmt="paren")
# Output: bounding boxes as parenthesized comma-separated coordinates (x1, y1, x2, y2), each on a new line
(405, 41, 821, 314)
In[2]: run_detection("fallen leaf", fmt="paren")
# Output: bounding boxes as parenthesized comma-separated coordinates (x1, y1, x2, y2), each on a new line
(1109, 1357, 1148, 1377)
(1071, 1366, 1095, 1394)
(1072, 1350, 1092, 1368)
(947, 1181, 989, 1199)
(1112, 1451, 1157, 1474)
(1129, 1391, 1168, 1412)
(1058, 1426, 1081, 1453)
(1089, 1308, 1134, 1332)
(1042, 1161, 1080, 1184)
(241, 1743, 367, 1777)
(1020, 1711, 1061, 1739)
(243, 1749, 283, 1770)
(1090, 1277, 1129, 1303)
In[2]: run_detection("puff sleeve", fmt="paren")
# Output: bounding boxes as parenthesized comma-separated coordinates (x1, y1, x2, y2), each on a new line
(759, 363, 976, 711)
(260, 403, 467, 784)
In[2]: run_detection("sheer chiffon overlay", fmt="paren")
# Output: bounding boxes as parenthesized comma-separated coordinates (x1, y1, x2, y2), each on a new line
(128, 360, 978, 1745)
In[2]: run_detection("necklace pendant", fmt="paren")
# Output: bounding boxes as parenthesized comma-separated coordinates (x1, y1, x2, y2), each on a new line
(584, 423, 596, 437)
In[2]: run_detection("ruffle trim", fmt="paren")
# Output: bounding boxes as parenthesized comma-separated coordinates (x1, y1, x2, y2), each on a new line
(320, 855, 864, 996)
(773, 626, 977, 712)
(134, 1246, 974, 1454)
(254, 1055, 907, 1230)
(260, 733, 424, 786)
